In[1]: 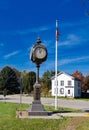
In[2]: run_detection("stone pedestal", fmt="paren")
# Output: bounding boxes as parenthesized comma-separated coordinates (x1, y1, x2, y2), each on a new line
(27, 83, 48, 116)
(33, 83, 41, 101)
(28, 100, 48, 116)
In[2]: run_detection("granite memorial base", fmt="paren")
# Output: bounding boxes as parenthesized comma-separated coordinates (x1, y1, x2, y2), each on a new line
(27, 100, 48, 116)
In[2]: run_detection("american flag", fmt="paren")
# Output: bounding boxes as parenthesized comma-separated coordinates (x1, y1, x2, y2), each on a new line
(56, 20, 60, 41)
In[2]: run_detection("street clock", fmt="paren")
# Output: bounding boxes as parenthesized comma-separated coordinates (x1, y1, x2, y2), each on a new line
(30, 37, 47, 65)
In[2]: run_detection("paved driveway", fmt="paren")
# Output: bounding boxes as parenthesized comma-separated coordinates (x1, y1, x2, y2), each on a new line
(0, 95, 89, 111)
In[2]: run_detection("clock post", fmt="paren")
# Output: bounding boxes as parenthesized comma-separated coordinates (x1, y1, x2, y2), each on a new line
(33, 64, 41, 101)
(28, 37, 48, 116)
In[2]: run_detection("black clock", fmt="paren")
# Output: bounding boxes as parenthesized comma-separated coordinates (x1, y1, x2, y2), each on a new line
(30, 37, 47, 65)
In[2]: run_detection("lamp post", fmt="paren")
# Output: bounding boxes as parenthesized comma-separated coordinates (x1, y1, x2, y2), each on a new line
(33, 64, 41, 101)
(3, 88, 7, 103)
(20, 77, 22, 105)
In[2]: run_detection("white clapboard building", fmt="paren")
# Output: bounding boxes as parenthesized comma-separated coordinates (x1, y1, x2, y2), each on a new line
(51, 72, 81, 98)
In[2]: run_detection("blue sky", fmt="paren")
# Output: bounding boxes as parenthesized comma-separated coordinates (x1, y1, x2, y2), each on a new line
(0, 0, 89, 76)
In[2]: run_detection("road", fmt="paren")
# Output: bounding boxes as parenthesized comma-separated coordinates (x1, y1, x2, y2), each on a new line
(0, 94, 89, 112)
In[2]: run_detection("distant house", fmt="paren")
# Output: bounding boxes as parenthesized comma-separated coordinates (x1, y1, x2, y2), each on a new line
(51, 72, 81, 98)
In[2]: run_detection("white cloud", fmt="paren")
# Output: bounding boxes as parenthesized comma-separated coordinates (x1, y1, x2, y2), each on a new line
(4, 51, 20, 59)
(59, 34, 81, 46)
(17, 26, 51, 35)
(59, 56, 89, 65)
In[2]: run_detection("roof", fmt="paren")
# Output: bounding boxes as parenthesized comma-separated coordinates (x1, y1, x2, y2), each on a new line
(51, 71, 81, 81)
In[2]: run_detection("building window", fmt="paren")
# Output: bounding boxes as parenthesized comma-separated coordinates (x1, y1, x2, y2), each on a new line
(60, 88, 64, 94)
(54, 80, 58, 86)
(68, 80, 72, 86)
(54, 88, 58, 94)
(60, 80, 64, 86)
(68, 90, 70, 94)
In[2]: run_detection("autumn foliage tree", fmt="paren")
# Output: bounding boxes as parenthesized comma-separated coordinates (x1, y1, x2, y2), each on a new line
(72, 70, 83, 80)
(84, 75, 89, 91)
(72, 70, 86, 91)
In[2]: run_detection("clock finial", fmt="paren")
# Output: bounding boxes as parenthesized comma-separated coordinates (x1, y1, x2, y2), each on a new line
(37, 37, 41, 44)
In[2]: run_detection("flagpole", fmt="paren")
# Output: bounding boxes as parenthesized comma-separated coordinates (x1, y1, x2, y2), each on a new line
(55, 20, 58, 110)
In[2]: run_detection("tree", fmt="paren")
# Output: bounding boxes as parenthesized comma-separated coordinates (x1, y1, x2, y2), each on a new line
(0, 66, 20, 93)
(22, 71, 36, 93)
(84, 75, 89, 91)
(72, 70, 85, 91)
(40, 70, 58, 96)
(72, 70, 83, 80)
(41, 84, 49, 97)
(41, 70, 51, 90)
(41, 70, 60, 91)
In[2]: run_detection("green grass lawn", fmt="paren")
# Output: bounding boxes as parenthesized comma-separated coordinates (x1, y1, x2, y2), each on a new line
(0, 102, 89, 130)
(44, 105, 82, 113)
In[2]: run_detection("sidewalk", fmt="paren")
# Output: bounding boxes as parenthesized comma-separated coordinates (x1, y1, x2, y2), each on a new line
(60, 112, 89, 117)
(17, 111, 89, 119)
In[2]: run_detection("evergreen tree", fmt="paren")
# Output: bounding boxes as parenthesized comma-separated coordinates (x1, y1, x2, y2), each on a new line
(22, 71, 36, 93)
(0, 66, 20, 93)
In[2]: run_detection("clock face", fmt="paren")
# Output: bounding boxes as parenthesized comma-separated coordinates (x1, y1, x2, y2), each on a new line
(35, 47, 46, 59)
